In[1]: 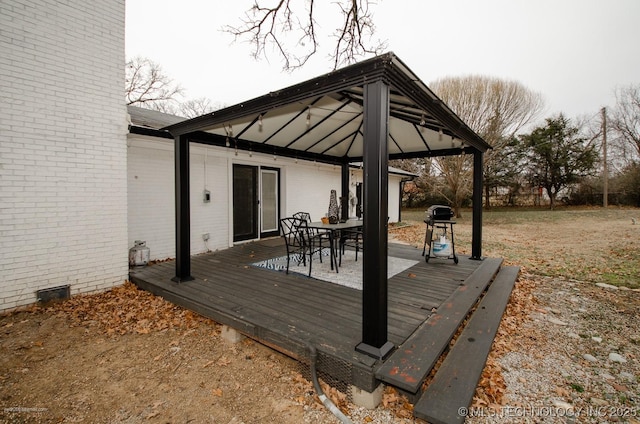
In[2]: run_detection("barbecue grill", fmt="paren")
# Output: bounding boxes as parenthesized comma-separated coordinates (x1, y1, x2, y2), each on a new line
(422, 205, 458, 264)
(425, 205, 454, 223)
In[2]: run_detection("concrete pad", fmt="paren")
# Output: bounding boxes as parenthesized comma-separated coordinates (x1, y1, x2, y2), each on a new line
(221, 325, 245, 344)
(350, 384, 384, 409)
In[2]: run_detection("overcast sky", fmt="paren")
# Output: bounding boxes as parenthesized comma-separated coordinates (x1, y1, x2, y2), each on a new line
(125, 0, 640, 123)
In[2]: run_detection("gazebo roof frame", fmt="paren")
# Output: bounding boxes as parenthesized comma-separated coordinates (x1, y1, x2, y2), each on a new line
(164, 52, 490, 164)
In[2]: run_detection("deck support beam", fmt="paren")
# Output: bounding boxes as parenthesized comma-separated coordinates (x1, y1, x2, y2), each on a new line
(173, 135, 194, 282)
(471, 148, 483, 260)
(356, 80, 394, 360)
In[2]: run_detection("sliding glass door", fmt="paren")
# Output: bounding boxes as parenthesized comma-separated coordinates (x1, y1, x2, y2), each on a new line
(232, 164, 280, 242)
(260, 168, 279, 237)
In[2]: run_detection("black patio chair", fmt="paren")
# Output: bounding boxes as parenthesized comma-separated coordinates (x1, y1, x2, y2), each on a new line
(292, 211, 332, 256)
(279, 217, 327, 277)
(339, 228, 363, 266)
(338, 216, 387, 266)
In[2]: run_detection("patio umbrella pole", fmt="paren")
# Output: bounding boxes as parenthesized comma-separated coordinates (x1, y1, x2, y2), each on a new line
(309, 345, 353, 424)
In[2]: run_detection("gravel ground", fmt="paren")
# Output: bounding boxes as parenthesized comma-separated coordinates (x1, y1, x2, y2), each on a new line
(466, 275, 639, 424)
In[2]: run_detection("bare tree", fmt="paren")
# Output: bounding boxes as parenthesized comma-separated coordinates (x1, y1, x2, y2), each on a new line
(430, 76, 545, 208)
(125, 56, 184, 108)
(611, 84, 640, 162)
(431, 156, 473, 217)
(178, 98, 224, 119)
(223, 0, 387, 71)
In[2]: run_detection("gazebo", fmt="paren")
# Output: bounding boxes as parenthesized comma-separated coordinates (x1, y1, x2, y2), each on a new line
(163, 52, 491, 360)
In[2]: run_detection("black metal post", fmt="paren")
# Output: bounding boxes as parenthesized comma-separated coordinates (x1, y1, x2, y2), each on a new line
(356, 80, 394, 360)
(471, 148, 483, 260)
(173, 135, 194, 282)
(341, 163, 350, 221)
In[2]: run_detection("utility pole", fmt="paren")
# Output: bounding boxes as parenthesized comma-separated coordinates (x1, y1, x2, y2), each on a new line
(601, 107, 608, 207)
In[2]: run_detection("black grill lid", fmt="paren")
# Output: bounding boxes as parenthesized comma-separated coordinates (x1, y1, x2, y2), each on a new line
(426, 205, 454, 221)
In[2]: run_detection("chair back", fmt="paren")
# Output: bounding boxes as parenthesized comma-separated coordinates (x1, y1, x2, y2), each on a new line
(292, 211, 312, 224)
(279, 217, 306, 249)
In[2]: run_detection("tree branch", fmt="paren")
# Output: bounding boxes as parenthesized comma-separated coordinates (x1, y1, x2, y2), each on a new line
(223, 0, 386, 71)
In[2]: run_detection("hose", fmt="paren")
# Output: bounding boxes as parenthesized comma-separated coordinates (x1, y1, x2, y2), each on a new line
(309, 345, 353, 424)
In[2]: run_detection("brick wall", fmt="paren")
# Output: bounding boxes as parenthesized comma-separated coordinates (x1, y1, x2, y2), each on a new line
(0, 0, 128, 310)
(127, 137, 232, 259)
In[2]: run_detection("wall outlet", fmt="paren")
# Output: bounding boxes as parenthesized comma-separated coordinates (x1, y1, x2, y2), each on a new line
(202, 233, 210, 241)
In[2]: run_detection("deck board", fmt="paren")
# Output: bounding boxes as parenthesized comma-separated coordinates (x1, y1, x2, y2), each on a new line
(130, 240, 490, 393)
(375, 257, 503, 394)
(414, 266, 520, 424)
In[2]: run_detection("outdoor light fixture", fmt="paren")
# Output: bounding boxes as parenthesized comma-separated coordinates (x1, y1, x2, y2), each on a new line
(420, 113, 426, 126)
(306, 106, 311, 127)
(439, 128, 443, 141)
(258, 114, 263, 132)
(224, 124, 233, 147)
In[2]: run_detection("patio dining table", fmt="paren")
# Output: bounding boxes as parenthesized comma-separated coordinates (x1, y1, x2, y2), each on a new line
(308, 219, 363, 273)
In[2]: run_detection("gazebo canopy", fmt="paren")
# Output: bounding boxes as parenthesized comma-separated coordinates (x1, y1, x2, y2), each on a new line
(164, 52, 489, 162)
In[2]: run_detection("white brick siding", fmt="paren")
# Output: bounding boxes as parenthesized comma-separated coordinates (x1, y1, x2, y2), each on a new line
(0, 0, 128, 310)
(127, 135, 403, 261)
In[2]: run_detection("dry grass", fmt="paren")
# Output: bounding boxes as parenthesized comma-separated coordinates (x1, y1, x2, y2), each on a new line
(393, 207, 640, 289)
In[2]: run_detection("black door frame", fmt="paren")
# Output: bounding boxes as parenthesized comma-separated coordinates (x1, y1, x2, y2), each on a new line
(232, 164, 281, 242)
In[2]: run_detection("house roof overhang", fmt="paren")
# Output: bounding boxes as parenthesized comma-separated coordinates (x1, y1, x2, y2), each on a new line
(163, 52, 490, 165)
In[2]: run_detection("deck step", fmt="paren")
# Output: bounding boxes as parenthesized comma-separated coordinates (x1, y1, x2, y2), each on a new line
(413, 266, 520, 424)
(376, 257, 503, 395)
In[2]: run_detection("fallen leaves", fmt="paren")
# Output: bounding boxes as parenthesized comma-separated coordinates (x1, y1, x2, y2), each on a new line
(44, 281, 214, 336)
(380, 387, 414, 419)
(472, 275, 539, 408)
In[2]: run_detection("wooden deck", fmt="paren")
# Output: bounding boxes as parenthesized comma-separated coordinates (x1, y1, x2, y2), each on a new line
(130, 238, 511, 412)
